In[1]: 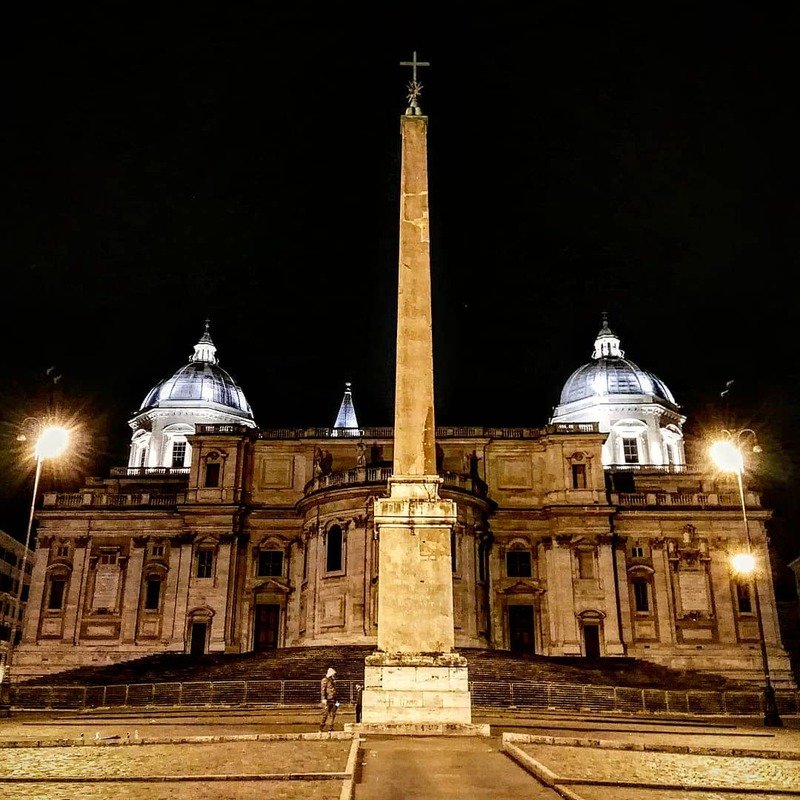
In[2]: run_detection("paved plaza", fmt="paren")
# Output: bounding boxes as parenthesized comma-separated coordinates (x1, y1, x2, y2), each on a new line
(0, 707, 797, 799)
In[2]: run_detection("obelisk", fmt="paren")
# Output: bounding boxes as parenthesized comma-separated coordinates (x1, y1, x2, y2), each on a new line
(360, 53, 473, 727)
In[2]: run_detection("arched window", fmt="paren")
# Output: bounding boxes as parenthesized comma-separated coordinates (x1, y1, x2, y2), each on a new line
(144, 574, 162, 610)
(632, 578, 650, 612)
(46, 574, 68, 610)
(735, 580, 753, 614)
(326, 525, 343, 573)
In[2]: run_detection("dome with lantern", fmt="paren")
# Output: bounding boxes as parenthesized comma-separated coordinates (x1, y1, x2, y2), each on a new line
(550, 315, 685, 468)
(127, 322, 256, 471)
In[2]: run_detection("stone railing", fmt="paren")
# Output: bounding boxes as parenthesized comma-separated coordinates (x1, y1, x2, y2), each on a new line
(110, 467, 190, 477)
(43, 493, 180, 509)
(605, 463, 695, 474)
(226, 423, 600, 440)
(612, 491, 760, 509)
(10, 678, 798, 717)
(303, 467, 488, 499)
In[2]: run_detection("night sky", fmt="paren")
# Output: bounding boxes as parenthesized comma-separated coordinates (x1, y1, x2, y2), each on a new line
(2, 9, 799, 580)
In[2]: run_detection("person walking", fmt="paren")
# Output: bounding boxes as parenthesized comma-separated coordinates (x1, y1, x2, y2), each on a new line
(320, 667, 338, 731)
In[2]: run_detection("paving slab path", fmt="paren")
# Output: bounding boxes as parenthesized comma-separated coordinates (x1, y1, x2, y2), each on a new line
(354, 734, 561, 799)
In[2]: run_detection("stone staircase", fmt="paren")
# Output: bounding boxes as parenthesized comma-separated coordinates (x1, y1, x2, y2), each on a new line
(19, 645, 746, 691)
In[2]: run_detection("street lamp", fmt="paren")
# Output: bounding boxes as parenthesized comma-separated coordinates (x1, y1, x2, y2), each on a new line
(2, 423, 69, 687)
(709, 428, 783, 727)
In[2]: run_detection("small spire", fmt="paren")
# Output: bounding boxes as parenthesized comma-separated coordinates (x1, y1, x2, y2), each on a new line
(592, 312, 624, 359)
(333, 381, 360, 433)
(191, 319, 218, 364)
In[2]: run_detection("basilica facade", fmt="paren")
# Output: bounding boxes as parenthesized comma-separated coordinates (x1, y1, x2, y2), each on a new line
(13, 317, 794, 687)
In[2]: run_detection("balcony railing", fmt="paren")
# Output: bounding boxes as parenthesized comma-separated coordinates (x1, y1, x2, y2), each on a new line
(249, 423, 601, 440)
(304, 467, 489, 499)
(110, 467, 190, 477)
(43, 493, 180, 509)
(612, 491, 759, 509)
(605, 463, 695, 475)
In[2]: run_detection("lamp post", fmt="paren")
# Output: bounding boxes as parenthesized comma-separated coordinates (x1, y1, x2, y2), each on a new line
(2, 423, 69, 689)
(709, 428, 783, 727)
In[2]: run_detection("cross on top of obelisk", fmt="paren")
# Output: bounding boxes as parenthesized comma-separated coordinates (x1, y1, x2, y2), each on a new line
(400, 51, 430, 115)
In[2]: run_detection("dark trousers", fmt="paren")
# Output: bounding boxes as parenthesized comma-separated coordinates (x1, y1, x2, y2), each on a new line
(320, 700, 337, 730)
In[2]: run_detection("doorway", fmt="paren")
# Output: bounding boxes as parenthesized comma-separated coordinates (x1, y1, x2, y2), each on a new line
(508, 605, 535, 653)
(583, 624, 601, 658)
(254, 604, 280, 651)
(190, 622, 207, 655)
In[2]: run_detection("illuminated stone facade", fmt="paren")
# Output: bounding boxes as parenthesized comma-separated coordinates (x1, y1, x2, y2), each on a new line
(13, 411, 795, 687)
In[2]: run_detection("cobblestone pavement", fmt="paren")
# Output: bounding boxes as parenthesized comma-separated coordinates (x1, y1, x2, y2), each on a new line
(0, 714, 354, 800)
(519, 743, 800, 792)
(501, 716, 800, 800)
(3, 780, 342, 800)
(0, 740, 349, 779)
(1, 709, 798, 799)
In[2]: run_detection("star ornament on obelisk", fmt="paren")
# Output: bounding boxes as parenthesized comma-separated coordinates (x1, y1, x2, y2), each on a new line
(356, 53, 481, 733)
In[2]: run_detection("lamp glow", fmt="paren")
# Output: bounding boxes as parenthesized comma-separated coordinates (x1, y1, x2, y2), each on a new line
(34, 426, 69, 460)
(730, 552, 756, 576)
(709, 440, 743, 473)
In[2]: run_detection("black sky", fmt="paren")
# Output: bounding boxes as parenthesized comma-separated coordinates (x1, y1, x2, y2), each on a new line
(1, 8, 799, 571)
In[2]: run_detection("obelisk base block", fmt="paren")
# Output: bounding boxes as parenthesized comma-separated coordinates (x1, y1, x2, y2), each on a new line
(360, 651, 473, 726)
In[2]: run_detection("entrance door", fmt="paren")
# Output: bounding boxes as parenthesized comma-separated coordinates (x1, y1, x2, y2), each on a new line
(583, 624, 601, 658)
(190, 622, 207, 655)
(254, 604, 280, 651)
(508, 605, 535, 653)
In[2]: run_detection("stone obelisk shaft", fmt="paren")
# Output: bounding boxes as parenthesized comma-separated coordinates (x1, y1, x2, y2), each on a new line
(374, 112, 457, 656)
(393, 114, 436, 477)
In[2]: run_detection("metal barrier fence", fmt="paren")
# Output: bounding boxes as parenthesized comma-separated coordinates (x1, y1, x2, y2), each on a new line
(10, 679, 799, 715)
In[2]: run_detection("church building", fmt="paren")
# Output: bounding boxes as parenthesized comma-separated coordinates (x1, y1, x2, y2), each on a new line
(12, 316, 793, 687)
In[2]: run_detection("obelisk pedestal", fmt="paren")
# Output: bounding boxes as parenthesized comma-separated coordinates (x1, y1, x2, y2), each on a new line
(360, 476, 473, 727)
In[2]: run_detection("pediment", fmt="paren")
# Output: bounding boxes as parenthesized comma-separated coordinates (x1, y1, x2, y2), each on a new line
(502, 580, 542, 595)
(253, 577, 291, 594)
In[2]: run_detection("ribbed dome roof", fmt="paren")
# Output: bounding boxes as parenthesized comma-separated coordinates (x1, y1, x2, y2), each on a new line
(558, 316, 677, 406)
(139, 322, 254, 419)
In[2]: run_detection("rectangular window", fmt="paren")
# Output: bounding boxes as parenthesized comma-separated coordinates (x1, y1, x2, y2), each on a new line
(56, 545, 69, 557)
(571, 463, 587, 489)
(622, 437, 639, 464)
(204, 462, 221, 487)
(633, 579, 649, 612)
(506, 550, 532, 578)
(197, 550, 214, 579)
(139, 447, 148, 467)
(478, 544, 488, 583)
(48, 579, 66, 610)
(578, 550, 595, 579)
(99, 552, 117, 565)
(258, 550, 284, 577)
(631, 545, 645, 558)
(736, 582, 753, 613)
(151, 545, 164, 557)
(171, 441, 187, 468)
(144, 578, 161, 610)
